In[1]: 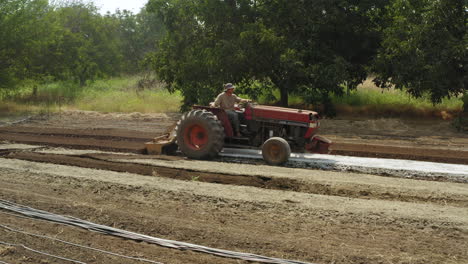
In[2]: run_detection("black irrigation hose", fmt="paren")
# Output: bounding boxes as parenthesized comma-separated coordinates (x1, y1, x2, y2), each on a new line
(0, 224, 163, 264)
(0, 199, 318, 264)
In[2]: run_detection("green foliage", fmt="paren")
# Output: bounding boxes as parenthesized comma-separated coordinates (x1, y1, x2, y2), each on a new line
(0, 0, 50, 89)
(1, 0, 465, 116)
(2, 75, 461, 118)
(373, 0, 467, 104)
(0, 0, 166, 92)
(146, 0, 250, 110)
(1, 76, 182, 114)
(333, 86, 463, 110)
(41, 2, 124, 85)
(111, 8, 166, 73)
(147, 0, 387, 110)
(259, 0, 387, 107)
(74, 88, 181, 113)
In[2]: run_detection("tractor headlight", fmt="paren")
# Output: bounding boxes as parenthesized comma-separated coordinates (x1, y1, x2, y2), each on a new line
(309, 113, 320, 121)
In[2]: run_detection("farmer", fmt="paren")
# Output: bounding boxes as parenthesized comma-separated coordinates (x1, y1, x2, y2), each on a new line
(214, 83, 249, 137)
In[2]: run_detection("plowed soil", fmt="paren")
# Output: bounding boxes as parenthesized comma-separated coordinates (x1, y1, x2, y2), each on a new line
(0, 110, 468, 264)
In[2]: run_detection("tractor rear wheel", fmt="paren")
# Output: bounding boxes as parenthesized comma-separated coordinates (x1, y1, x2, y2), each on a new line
(262, 137, 291, 165)
(176, 109, 224, 159)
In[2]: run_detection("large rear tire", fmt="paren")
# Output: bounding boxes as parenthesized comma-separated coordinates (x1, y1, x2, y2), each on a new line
(262, 137, 291, 165)
(176, 109, 224, 159)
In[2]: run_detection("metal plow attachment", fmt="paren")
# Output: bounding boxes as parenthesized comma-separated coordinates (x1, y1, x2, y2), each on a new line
(145, 126, 178, 155)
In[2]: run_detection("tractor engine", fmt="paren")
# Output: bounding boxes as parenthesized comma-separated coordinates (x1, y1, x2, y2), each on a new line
(242, 104, 327, 153)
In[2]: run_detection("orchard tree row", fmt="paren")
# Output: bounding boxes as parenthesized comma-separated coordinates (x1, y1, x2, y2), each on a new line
(147, 0, 466, 109)
(0, 0, 163, 91)
(1, 0, 466, 110)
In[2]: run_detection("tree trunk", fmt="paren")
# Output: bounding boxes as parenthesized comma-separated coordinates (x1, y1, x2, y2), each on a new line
(32, 85, 38, 99)
(462, 93, 468, 113)
(322, 93, 336, 118)
(271, 74, 289, 107)
(279, 86, 288, 107)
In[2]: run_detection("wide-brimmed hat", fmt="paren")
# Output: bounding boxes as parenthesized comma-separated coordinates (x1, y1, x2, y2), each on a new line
(224, 83, 235, 91)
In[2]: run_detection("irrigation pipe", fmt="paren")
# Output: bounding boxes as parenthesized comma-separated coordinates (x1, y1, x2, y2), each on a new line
(0, 199, 318, 264)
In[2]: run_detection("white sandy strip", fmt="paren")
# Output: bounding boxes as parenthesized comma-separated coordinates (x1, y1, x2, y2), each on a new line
(221, 148, 468, 180)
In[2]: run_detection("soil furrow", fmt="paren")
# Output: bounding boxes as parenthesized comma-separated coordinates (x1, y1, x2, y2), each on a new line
(1, 112, 467, 264)
(0, 126, 156, 140)
(0, 133, 146, 153)
(2, 126, 468, 164)
(1, 166, 467, 264)
(5, 152, 468, 207)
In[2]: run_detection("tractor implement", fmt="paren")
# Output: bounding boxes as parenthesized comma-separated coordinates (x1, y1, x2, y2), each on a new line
(145, 129, 178, 155)
(145, 103, 331, 165)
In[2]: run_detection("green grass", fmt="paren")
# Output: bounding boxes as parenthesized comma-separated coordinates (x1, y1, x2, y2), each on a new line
(330, 82, 463, 118)
(0, 101, 47, 123)
(335, 82, 462, 109)
(0, 76, 463, 120)
(258, 79, 463, 119)
(71, 76, 182, 113)
(74, 89, 181, 113)
(0, 75, 183, 114)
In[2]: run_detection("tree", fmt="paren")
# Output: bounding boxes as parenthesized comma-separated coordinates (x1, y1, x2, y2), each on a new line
(0, 0, 167, 97)
(0, 0, 51, 91)
(147, 0, 254, 109)
(147, 0, 386, 111)
(50, 1, 123, 85)
(112, 8, 166, 73)
(251, 0, 386, 111)
(373, 0, 467, 104)
(0, 0, 127, 90)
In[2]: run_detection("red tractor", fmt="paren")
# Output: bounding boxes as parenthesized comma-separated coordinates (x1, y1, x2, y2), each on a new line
(147, 103, 331, 165)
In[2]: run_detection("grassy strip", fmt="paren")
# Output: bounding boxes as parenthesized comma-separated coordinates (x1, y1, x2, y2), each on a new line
(74, 89, 181, 113)
(0, 76, 182, 114)
(0, 76, 463, 120)
(71, 76, 182, 113)
(258, 81, 463, 119)
(335, 82, 462, 109)
(332, 87, 462, 119)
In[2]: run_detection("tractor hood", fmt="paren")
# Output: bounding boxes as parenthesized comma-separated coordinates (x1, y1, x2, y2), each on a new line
(245, 104, 320, 124)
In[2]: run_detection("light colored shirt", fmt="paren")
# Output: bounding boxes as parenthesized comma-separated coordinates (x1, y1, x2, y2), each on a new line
(214, 92, 242, 110)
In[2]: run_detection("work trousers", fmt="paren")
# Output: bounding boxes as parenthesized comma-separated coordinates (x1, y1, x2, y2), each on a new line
(226, 110, 240, 134)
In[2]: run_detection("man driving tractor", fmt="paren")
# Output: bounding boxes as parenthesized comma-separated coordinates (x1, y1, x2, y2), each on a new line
(214, 83, 249, 137)
(146, 82, 330, 164)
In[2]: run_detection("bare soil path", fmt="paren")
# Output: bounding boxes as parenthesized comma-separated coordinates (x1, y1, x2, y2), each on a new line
(1, 111, 467, 163)
(0, 110, 467, 264)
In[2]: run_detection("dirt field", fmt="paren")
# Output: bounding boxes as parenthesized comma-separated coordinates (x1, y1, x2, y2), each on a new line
(0, 110, 467, 264)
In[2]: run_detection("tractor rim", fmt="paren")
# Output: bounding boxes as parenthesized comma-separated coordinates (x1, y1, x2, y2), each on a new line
(266, 143, 281, 162)
(184, 124, 208, 150)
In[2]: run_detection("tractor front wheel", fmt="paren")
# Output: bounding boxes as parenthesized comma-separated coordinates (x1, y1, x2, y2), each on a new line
(262, 137, 291, 165)
(176, 109, 224, 159)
